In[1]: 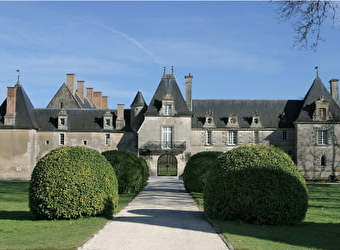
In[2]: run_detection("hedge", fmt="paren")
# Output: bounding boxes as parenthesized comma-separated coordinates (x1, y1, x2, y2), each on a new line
(29, 146, 118, 220)
(204, 145, 308, 225)
(183, 151, 223, 192)
(102, 150, 149, 194)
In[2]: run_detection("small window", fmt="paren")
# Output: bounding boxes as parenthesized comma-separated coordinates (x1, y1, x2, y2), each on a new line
(105, 119, 111, 126)
(105, 134, 110, 146)
(45, 140, 50, 145)
(206, 130, 212, 145)
(282, 131, 288, 141)
(59, 102, 63, 109)
(83, 140, 88, 146)
(318, 108, 327, 120)
(317, 130, 328, 145)
(228, 131, 237, 145)
(164, 104, 172, 116)
(60, 118, 65, 125)
(59, 133, 65, 145)
(321, 155, 326, 166)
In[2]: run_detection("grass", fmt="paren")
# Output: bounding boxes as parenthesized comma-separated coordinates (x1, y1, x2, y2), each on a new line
(192, 184, 340, 250)
(0, 181, 137, 250)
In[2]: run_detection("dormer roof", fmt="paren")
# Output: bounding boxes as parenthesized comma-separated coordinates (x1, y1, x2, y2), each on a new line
(296, 76, 340, 122)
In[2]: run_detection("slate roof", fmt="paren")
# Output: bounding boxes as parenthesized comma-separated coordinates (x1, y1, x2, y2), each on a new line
(131, 90, 147, 107)
(295, 76, 340, 122)
(144, 73, 191, 116)
(0, 82, 38, 129)
(192, 99, 303, 129)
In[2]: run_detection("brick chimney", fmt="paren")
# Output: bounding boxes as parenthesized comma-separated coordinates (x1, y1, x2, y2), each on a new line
(185, 73, 193, 111)
(330, 79, 339, 106)
(116, 104, 125, 130)
(4, 87, 17, 125)
(86, 88, 94, 106)
(76, 81, 84, 102)
(102, 96, 108, 109)
(93, 92, 102, 109)
(66, 73, 75, 94)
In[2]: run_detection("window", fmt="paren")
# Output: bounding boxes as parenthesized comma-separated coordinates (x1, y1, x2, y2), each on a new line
(59, 102, 63, 109)
(228, 131, 237, 145)
(318, 108, 327, 120)
(164, 104, 172, 116)
(206, 130, 212, 145)
(83, 140, 88, 146)
(105, 119, 111, 126)
(317, 130, 328, 145)
(253, 131, 259, 144)
(321, 155, 326, 166)
(105, 134, 110, 146)
(162, 126, 173, 149)
(59, 133, 65, 145)
(60, 118, 65, 125)
(282, 131, 288, 141)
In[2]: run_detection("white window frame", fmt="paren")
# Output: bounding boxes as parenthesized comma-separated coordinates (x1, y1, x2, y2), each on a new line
(164, 104, 172, 116)
(162, 126, 173, 149)
(228, 131, 237, 145)
(317, 130, 328, 145)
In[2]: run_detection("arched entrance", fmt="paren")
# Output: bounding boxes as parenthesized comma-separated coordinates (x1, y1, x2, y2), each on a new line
(157, 154, 177, 176)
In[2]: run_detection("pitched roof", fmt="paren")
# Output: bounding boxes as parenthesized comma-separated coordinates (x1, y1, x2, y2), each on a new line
(296, 76, 340, 122)
(0, 83, 38, 129)
(192, 99, 303, 129)
(46, 83, 82, 109)
(144, 73, 191, 116)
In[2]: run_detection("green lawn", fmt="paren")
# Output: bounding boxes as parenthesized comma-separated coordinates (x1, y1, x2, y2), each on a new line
(192, 184, 340, 250)
(0, 181, 137, 250)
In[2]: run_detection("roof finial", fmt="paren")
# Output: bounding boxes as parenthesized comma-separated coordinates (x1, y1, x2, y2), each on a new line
(15, 69, 21, 86)
(171, 66, 174, 74)
(163, 66, 166, 75)
(315, 66, 319, 76)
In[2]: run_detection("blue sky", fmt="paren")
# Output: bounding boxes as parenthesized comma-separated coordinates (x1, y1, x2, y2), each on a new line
(0, 1, 339, 108)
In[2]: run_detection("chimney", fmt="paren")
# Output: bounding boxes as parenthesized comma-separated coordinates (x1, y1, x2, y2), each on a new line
(76, 81, 84, 102)
(4, 87, 17, 125)
(93, 92, 103, 109)
(185, 73, 193, 111)
(102, 96, 108, 109)
(116, 104, 125, 130)
(86, 88, 94, 106)
(330, 79, 339, 105)
(66, 73, 75, 94)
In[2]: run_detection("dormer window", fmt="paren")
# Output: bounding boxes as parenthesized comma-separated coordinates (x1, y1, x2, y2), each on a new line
(313, 96, 331, 121)
(160, 91, 177, 116)
(164, 104, 172, 116)
(203, 111, 216, 128)
(103, 110, 113, 130)
(227, 114, 239, 127)
(58, 109, 68, 130)
(250, 111, 262, 128)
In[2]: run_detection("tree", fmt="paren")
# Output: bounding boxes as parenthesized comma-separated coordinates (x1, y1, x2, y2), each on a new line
(275, 0, 339, 50)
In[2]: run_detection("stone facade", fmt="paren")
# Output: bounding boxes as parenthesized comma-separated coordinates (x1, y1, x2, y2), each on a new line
(0, 71, 339, 181)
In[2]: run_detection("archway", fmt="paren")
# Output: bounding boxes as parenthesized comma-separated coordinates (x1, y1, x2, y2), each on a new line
(157, 154, 177, 176)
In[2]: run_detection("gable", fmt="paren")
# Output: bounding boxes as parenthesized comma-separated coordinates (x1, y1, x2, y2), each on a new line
(46, 83, 82, 109)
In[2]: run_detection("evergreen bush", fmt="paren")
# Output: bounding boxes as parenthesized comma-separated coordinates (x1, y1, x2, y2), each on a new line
(204, 145, 308, 225)
(102, 150, 149, 194)
(183, 151, 223, 192)
(29, 146, 118, 220)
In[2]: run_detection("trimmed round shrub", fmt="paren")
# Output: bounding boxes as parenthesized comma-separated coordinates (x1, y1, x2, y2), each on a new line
(204, 145, 308, 226)
(183, 151, 223, 192)
(102, 150, 149, 194)
(29, 146, 118, 220)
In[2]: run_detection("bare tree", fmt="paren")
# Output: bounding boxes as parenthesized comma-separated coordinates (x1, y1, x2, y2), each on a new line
(275, 0, 339, 50)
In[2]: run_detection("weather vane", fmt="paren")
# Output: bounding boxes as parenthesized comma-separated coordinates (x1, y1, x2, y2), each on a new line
(16, 69, 20, 81)
(315, 66, 319, 76)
